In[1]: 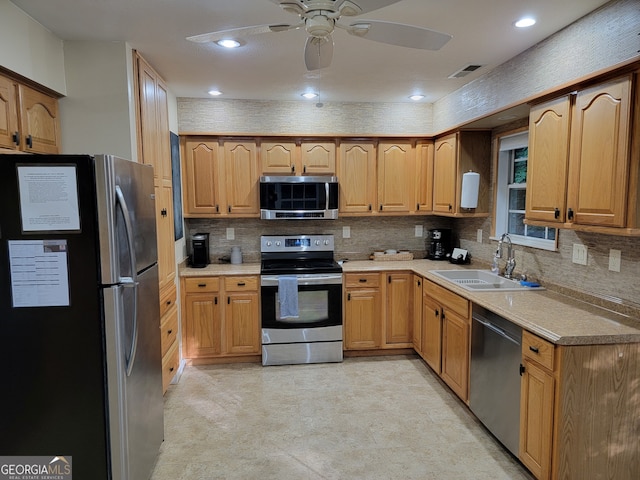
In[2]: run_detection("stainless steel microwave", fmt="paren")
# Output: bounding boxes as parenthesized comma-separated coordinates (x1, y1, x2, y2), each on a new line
(259, 176, 339, 220)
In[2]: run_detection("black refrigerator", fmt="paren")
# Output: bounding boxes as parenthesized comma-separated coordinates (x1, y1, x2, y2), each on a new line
(0, 154, 164, 480)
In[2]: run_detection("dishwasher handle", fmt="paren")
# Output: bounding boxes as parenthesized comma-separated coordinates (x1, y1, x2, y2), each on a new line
(473, 314, 521, 346)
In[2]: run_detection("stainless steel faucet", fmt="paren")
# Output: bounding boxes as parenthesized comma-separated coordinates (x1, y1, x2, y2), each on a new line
(496, 233, 516, 279)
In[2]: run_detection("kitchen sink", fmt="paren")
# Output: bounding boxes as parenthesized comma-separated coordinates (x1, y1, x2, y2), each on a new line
(429, 269, 543, 292)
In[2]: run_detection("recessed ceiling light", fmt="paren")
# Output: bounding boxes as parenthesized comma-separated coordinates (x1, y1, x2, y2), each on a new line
(208, 90, 222, 96)
(217, 39, 241, 48)
(409, 94, 425, 101)
(515, 17, 536, 28)
(301, 92, 318, 99)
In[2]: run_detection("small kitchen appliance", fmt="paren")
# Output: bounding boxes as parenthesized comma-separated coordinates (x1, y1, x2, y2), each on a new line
(426, 228, 452, 260)
(190, 232, 210, 267)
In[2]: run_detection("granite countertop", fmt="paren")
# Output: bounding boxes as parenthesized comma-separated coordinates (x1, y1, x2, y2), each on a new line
(342, 259, 640, 346)
(179, 259, 640, 346)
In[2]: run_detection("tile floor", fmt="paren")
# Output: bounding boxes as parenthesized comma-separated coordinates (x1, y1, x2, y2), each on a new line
(151, 355, 534, 480)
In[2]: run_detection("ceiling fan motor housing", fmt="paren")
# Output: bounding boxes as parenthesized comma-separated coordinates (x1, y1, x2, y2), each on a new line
(305, 13, 335, 37)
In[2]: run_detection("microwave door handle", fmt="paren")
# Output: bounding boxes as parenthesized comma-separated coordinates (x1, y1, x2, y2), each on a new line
(325, 181, 329, 211)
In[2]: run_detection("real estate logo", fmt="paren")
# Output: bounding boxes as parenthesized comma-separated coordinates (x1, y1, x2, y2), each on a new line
(0, 456, 72, 480)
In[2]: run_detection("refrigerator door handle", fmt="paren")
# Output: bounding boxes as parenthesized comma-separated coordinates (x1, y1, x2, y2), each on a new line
(116, 185, 139, 377)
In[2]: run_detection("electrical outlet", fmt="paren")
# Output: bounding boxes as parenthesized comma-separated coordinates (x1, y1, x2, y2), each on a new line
(226, 228, 235, 240)
(609, 249, 621, 272)
(572, 243, 588, 265)
(343, 226, 351, 239)
(415, 225, 423, 237)
(477, 229, 483, 243)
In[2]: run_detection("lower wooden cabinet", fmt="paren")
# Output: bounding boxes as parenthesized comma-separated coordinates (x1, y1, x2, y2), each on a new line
(412, 275, 423, 353)
(344, 271, 413, 350)
(181, 275, 260, 360)
(158, 282, 178, 393)
(419, 279, 471, 402)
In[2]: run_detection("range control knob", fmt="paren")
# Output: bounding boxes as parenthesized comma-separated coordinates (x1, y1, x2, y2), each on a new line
(266, 241, 272, 247)
(315, 240, 321, 246)
(275, 241, 281, 247)
(324, 240, 330, 245)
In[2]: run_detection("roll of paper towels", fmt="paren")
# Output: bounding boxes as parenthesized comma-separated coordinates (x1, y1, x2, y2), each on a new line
(460, 172, 480, 209)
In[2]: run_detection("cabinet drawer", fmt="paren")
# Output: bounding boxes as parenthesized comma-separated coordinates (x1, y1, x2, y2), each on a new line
(224, 276, 258, 292)
(160, 304, 178, 357)
(345, 273, 381, 288)
(184, 276, 220, 293)
(425, 280, 469, 319)
(159, 282, 177, 317)
(522, 330, 555, 371)
(162, 341, 179, 393)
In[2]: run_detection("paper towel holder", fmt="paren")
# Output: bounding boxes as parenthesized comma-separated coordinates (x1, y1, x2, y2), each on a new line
(460, 171, 480, 210)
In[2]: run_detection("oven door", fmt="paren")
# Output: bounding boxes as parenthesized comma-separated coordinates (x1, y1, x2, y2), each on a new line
(260, 274, 342, 329)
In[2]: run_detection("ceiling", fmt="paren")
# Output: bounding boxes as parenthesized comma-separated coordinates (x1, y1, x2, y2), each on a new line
(12, 0, 611, 104)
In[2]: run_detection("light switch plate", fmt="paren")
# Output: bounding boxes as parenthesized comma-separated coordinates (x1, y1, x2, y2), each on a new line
(476, 229, 483, 243)
(343, 226, 351, 239)
(572, 243, 587, 265)
(226, 228, 235, 240)
(415, 225, 423, 237)
(609, 249, 621, 272)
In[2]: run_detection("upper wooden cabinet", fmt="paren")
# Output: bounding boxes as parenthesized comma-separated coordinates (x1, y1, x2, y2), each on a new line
(377, 141, 415, 213)
(0, 73, 61, 154)
(415, 141, 434, 213)
(433, 131, 491, 217)
(526, 74, 639, 234)
(182, 137, 259, 217)
(338, 141, 377, 214)
(260, 139, 335, 175)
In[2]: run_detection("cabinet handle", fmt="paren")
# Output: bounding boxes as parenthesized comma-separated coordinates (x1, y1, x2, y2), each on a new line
(166, 299, 172, 305)
(237, 282, 245, 286)
(26, 134, 33, 148)
(529, 346, 539, 354)
(169, 366, 175, 372)
(167, 329, 173, 335)
(303, 165, 307, 174)
(567, 208, 574, 221)
(388, 276, 392, 284)
(520, 364, 525, 376)
(291, 165, 295, 173)
(434, 309, 439, 317)
(347, 293, 351, 301)
(379, 204, 383, 211)
(197, 283, 206, 287)
(215, 297, 218, 305)
(358, 278, 367, 283)
(368, 204, 372, 211)
(161, 208, 167, 217)
(12, 132, 19, 146)
(216, 205, 219, 213)
(228, 205, 231, 213)
(448, 204, 452, 211)
(417, 280, 421, 286)
(227, 297, 230, 304)
(416, 203, 420, 211)
(554, 208, 560, 219)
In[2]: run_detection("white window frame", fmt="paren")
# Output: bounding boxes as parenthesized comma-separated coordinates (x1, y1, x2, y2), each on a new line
(493, 131, 558, 251)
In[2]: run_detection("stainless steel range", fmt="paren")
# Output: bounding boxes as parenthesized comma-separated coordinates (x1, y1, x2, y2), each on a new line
(260, 234, 343, 366)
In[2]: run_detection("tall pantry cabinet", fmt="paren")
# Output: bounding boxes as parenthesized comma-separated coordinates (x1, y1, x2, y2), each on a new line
(133, 51, 178, 393)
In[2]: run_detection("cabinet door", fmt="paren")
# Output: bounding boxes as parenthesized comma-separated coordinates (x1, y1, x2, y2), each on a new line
(526, 96, 571, 223)
(441, 308, 470, 401)
(415, 142, 434, 213)
(412, 275, 423, 353)
(385, 272, 412, 345)
(184, 292, 222, 358)
(224, 141, 259, 216)
(421, 294, 442, 373)
(378, 141, 414, 213)
(261, 141, 297, 174)
(157, 184, 176, 290)
(156, 79, 172, 184)
(300, 141, 336, 174)
(183, 139, 221, 216)
(0, 75, 18, 150)
(567, 76, 632, 227)
(338, 142, 377, 214)
(18, 84, 60, 154)
(225, 291, 260, 354)
(519, 359, 555, 480)
(137, 57, 159, 178)
(344, 288, 381, 349)
(433, 134, 457, 214)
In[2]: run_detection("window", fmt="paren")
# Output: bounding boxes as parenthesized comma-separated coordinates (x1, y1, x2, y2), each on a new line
(494, 132, 557, 251)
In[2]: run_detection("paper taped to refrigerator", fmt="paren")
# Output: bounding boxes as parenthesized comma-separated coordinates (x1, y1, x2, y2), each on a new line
(8, 240, 70, 308)
(17, 165, 80, 231)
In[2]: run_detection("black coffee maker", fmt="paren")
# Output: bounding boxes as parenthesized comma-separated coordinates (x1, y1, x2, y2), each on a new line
(426, 228, 452, 260)
(190, 233, 210, 268)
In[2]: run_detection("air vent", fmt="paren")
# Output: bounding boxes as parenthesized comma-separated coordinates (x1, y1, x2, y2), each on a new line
(448, 64, 483, 79)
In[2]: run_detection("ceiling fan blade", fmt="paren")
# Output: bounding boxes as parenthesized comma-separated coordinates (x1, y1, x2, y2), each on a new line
(304, 35, 334, 70)
(345, 0, 403, 15)
(343, 20, 452, 50)
(186, 23, 300, 43)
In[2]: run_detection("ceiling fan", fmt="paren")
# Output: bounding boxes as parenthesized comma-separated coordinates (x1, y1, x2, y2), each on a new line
(186, 0, 452, 71)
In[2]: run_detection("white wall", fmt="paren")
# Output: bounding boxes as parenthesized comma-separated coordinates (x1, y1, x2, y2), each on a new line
(0, 0, 66, 94)
(59, 41, 138, 160)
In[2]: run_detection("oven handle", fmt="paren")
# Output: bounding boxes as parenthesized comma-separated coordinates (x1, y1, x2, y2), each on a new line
(261, 274, 343, 286)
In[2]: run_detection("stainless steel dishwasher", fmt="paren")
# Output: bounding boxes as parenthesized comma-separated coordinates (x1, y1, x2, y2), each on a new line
(469, 305, 522, 456)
